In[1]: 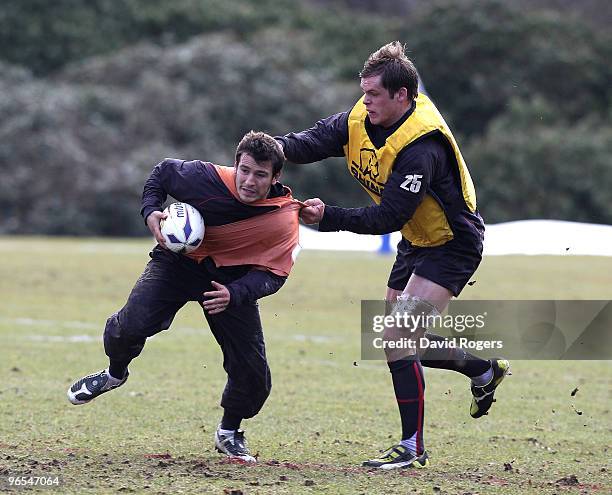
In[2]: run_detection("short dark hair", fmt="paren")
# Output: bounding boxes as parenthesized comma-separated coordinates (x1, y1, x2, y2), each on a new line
(359, 41, 419, 100)
(235, 131, 285, 175)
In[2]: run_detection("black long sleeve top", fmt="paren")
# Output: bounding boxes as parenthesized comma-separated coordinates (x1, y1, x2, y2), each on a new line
(277, 108, 484, 244)
(141, 159, 287, 306)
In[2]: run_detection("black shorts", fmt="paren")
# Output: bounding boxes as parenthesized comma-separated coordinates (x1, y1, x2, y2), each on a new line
(388, 234, 484, 297)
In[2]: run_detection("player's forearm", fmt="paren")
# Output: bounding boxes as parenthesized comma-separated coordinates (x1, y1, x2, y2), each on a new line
(226, 270, 287, 306)
(318, 143, 435, 234)
(141, 159, 208, 223)
(319, 203, 413, 235)
(141, 159, 171, 223)
(276, 111, 349, 164)
(277, 134, 336, 163)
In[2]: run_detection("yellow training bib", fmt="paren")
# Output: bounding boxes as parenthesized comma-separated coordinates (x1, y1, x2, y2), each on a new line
(343, 93, 476, 247)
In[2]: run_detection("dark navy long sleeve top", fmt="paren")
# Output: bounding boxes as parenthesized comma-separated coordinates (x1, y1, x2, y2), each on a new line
(141, 159, 287, 306)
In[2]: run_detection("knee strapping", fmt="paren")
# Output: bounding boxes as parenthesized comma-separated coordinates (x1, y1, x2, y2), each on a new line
(382, 295, 441, 361)
(391, 294, 441, 332)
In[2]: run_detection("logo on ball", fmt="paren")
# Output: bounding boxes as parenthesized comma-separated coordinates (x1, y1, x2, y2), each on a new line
(160, 202, 205, 253)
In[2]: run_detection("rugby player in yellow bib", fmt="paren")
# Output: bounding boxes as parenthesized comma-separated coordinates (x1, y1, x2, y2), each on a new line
(278, 42, 510, 469)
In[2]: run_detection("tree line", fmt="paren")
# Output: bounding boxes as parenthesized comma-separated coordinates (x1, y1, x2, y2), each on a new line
(0, 0, 610, 235)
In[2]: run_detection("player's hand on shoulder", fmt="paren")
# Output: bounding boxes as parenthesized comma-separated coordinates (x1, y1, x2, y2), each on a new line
(202, 281, 231, 315)
(146, 210, 168, 248)
(300, 198, 325, 224)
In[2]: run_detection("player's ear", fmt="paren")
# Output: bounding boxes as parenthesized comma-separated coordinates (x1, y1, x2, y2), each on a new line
(397, 87, 408, 102)
(272, 171, 281, 184)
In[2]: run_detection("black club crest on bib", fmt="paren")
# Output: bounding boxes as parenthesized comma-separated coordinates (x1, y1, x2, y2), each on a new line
(349, 147, 384, 195)
(357, 148, 380, 180)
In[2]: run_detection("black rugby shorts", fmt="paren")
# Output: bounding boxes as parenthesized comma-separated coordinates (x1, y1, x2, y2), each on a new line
(387, 235, 484, 297)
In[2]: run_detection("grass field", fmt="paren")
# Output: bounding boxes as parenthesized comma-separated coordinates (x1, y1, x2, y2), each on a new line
(1, 237, 611, 494)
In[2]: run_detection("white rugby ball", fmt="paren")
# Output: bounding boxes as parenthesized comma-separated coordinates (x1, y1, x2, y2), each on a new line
(160, 202, 205, 253)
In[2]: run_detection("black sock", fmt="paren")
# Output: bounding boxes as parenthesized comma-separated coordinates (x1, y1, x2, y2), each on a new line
(108, 360, 129, 380)
(388, 358, 425, 454)
(221, 411, 242, 431)
(419, 332, 491, 378)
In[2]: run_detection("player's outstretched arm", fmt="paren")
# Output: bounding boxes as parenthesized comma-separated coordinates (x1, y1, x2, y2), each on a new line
(276, 111, 349, 164)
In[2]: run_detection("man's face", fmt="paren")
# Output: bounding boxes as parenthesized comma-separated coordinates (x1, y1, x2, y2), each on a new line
(360, 74, 409, 128)
(234, 153, 279, 203)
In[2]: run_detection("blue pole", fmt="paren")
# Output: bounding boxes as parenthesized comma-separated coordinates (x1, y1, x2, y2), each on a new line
(378, 234, 392, 254)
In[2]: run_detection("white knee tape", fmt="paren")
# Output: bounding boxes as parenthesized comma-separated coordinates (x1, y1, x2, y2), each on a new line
(391, 295, 441, 330)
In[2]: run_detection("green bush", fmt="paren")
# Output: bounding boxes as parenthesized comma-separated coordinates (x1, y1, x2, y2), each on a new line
(406, 0, 612, 137)
(0, 0, 302, 75)
(0, 0, 610, 233)
(0, 33, 364, 235)
(466, 97, 612, 224)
